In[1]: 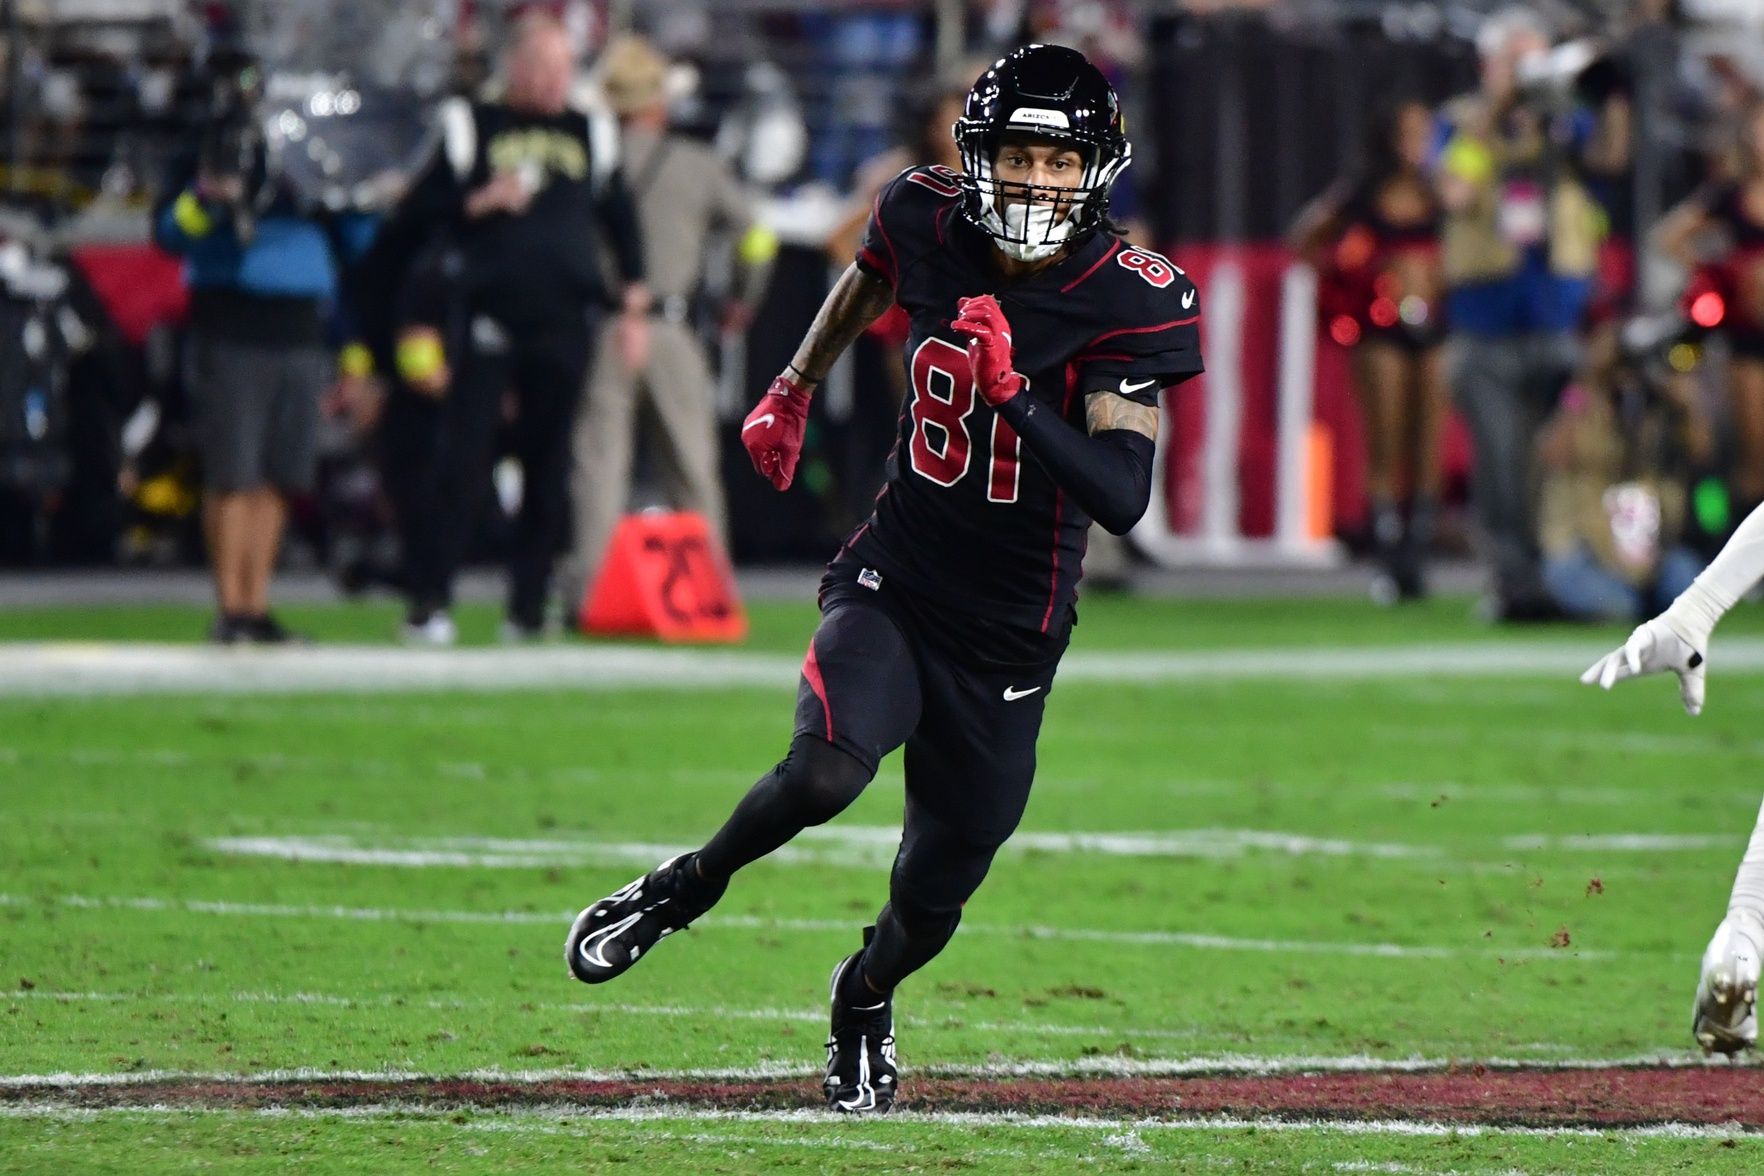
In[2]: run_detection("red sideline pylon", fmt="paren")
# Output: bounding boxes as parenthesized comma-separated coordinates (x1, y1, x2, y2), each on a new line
(579, 512, 748, 643)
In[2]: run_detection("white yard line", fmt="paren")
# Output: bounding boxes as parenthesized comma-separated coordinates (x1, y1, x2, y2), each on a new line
(8, 637, 1764, 696)
(0, 891, 1623, 960)
(1501, 833, 1737, 852)
(1375, 724, 1764, 759)
(0, 1098, 1755, 1143)
(195, 826, 1743, 875)
(200, 827, 1440, 871)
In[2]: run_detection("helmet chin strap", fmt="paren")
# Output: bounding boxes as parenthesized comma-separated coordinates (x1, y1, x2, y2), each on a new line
(971, 155, 1078, 262)
(982, 200, 1073, 262)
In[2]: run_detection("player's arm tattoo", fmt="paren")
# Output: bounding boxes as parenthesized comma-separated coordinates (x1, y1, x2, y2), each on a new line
(788, 263, 895, 384)
(1085, 391, 1159, 441)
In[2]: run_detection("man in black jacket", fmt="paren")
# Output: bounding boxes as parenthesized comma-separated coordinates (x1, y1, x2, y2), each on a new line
(359, 12, 649, 642)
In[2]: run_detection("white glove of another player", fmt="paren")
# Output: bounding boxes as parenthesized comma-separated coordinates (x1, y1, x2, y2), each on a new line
(1579, 613, 1708, 716)
(1581, 501, 1764, 715)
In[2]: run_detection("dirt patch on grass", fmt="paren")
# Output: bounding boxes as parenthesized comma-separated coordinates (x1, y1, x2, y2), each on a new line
(8, 1064, 1764, 1128)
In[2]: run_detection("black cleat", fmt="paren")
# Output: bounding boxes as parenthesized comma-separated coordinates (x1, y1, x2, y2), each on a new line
(565, 854, 724, 984)
(241, 612, 312, 645)
(208, 614, 246, 645)
(822, 948, 897, 1114)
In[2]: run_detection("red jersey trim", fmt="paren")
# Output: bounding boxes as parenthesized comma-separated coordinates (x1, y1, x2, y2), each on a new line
(1071, 315, 1201, 367)
(871, 191, 900, 286)
(1042, 361, 1084, 632)
(802, 640, 834, 742)
(1041, 493, 1065, 633)
(1060, 237, 1123, 294)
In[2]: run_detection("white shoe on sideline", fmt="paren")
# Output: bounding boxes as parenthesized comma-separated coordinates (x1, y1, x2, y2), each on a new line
(401, 611, 457, 647)
(1694, 910, 1763, 1055)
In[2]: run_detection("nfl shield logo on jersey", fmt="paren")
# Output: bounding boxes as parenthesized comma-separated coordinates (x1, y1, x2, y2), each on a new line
(857, 568, 883, 591)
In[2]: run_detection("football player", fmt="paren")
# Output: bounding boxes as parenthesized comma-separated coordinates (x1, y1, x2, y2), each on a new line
(565, 45, 1203, 1111)
(1582, 500, 1764, 1054)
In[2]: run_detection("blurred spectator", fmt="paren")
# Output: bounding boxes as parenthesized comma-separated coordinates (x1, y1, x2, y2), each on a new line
(1024, 0, 1143, 73)
(826, 71, 968, 269)
(965, 0, 1028, 53)
(565, 34, 775, 605)
(1656, 100, 1764, 512)
(1436, 9, 1604, 622)
(815, 67, 967, 537)
(152, 54, 348, 645)
(824, 67, 969, 408)
(1021, 0, 1146, 236)
(357, 12, 649, 644)
(1290, 98, 1448, 604)
(800, 6, 925, 188)
(1537, 331, 1708, 621)
(331, 223, 450, 604)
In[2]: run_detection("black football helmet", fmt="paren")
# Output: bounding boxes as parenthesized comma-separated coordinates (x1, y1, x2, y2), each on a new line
(954, 44, 1131, 261)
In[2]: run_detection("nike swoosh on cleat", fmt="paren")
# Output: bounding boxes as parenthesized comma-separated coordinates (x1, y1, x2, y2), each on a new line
(1002, 685, 1041, 701)
(742, 413, 775, 432)
(576, 909, 644, 969)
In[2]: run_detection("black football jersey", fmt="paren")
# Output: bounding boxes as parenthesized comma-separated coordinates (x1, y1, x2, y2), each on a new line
(843, 164, 1204, 633)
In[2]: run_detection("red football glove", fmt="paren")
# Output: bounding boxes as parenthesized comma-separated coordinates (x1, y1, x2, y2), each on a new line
(950, 294, 1025, 406)
(742, 372, 813, 491)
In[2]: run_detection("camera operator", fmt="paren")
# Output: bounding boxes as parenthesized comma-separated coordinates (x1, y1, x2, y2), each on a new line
(356, 11, 649, 643)
(1537, 326, 1709, 621)
(154, 52, 347, 644)
(1436, 9, 1606, 622)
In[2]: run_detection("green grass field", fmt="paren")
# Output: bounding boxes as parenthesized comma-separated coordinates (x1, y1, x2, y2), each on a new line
(5, 592, 1764, 1172)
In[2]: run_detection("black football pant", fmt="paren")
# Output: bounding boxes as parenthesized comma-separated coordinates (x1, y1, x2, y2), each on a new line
(695, 562, 1069, 994)
(376, 384, 441, 596)
(404, 314, 593, 628)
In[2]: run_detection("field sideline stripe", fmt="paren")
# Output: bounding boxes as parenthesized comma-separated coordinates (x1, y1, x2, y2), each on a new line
(0, 892, 1625, 961)
(9, 637, 1764, 695)
(0, 1051, 1731, 1089)
(0, 1101, 1754, 1141)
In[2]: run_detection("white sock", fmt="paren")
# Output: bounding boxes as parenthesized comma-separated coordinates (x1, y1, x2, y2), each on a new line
(1727, 796, 1764, 927)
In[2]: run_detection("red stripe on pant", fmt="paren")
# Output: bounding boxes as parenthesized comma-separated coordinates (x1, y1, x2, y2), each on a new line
(802, 640, 834, 743)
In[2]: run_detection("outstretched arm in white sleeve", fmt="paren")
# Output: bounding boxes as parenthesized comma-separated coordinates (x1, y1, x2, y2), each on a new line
(1581, 500, 1764, 714)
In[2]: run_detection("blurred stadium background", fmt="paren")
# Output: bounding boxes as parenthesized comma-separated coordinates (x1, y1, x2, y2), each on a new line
(0, 0, 1747, 595)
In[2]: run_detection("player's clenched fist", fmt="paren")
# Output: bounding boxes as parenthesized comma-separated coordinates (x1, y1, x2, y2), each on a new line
(950, 294, 1024, 406)
(742, 372, 813, 491)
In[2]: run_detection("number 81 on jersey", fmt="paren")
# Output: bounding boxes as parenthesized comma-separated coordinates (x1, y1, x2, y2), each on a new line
(907, 337, 1022, 504)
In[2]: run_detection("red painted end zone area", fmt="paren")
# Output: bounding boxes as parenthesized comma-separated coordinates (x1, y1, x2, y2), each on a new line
(9, 1065, 1764, 1128)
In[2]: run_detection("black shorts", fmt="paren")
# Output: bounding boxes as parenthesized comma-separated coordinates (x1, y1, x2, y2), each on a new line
(796, 557, 1072, 845)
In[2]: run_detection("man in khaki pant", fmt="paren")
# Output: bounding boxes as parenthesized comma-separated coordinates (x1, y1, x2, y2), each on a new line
(569, 35, 774, 607)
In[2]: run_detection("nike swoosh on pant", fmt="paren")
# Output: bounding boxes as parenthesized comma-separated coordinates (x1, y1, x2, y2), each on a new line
(1002, 686, 1042, 701)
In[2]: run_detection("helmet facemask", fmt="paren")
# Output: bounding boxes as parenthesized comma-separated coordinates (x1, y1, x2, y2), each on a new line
(956, 129, 1131, 262)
